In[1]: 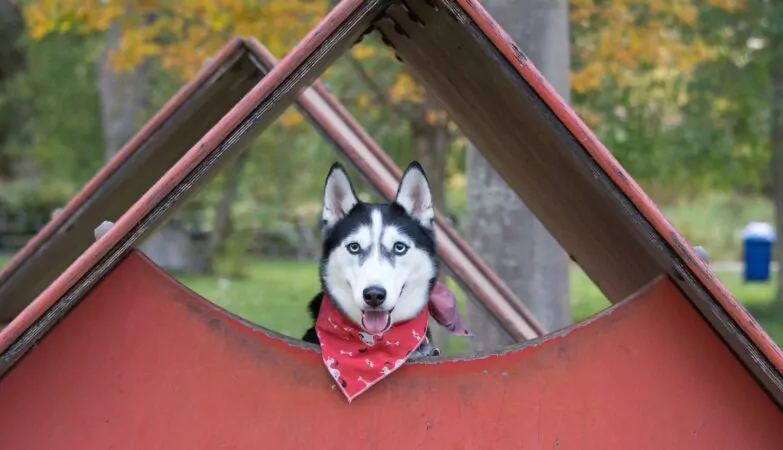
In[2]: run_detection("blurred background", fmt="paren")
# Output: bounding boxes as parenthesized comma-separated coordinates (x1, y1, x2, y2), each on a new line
(1, 0, 782, 354)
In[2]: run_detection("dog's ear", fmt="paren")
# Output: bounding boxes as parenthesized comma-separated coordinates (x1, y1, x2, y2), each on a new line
(395, 161, 434, 228)
(322, 162, 359, 230)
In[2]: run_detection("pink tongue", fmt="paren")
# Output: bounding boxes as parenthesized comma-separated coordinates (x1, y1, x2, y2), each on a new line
(362, 311, 390, 334)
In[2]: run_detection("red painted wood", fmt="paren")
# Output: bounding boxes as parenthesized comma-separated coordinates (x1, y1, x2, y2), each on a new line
(0, 251, 779, 449)
(455, 0, 783, 372)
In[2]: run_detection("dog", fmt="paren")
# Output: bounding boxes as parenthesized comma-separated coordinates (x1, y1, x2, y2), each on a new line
(302, 161, 440, 358)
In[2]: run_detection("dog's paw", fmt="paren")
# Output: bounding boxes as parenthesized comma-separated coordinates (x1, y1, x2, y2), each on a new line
(409, 342, 441, 360)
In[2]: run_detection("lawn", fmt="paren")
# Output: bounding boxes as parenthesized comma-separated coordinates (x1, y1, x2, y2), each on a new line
(179, 258, 783, 354)
(2, 254, 782, 354)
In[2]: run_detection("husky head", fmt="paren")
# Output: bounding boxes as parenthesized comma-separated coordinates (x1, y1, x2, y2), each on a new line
(319, 161, 438, 335)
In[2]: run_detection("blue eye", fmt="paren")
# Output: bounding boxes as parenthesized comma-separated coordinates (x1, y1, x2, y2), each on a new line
(393, 242, 409, 255)
(346, 242, 361, 254)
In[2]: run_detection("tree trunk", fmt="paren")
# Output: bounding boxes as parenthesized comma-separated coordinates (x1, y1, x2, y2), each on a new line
(97, 22, 149, 160)
(206, 150, 248, 274)
(770, 28, 783, 308)
(0, 0, 25, 179)
(97, 21, 204, 272)
(410, 115, 449, 212)
(466, 0, 572, 351)
(410, 98, 453, 350)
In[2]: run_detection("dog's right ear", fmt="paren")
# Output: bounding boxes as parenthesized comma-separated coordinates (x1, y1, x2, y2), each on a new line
(322, 162, 359, 230)
(395, 161, 434, 229)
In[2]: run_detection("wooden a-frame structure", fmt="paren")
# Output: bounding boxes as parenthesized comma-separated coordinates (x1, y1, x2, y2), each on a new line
(0, 37, 540, 339)
(0, 2, 781, 448)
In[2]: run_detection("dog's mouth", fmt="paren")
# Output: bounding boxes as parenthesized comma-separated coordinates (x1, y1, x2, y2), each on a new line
(361, 309, 393, 335)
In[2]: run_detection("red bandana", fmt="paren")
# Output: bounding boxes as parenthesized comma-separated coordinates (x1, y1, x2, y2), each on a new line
(315, 293, 429, 402)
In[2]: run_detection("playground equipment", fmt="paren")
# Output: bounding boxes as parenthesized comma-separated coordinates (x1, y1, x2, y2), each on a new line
(1, 0, 782, 448)
(0, 37, 538, 339)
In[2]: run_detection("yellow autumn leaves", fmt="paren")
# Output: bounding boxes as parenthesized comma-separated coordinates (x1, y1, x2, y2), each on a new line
(23, 0, 750, 123)
(570, 0, 744, 94)
(25, 0, 123, 39)
(24, 0, 327, 79)
(23, 0, 431, 123)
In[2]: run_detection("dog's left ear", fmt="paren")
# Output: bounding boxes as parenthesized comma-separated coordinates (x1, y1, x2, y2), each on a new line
(395, 161, 434, 228)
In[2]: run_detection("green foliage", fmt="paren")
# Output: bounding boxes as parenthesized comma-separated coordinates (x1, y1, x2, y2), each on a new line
(0, 178, 74, 214)
(211, 229, 256, 278)
(677, 1, 774, 191)
(3, 0, 780, 269)
(569, 0, 776, 193)
(5, 32, 104, 191)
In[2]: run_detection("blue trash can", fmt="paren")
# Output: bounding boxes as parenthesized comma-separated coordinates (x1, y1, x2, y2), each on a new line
(742, 222, 776, 282)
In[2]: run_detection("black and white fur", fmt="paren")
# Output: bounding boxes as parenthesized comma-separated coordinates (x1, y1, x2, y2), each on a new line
(302, 161, 440, 357)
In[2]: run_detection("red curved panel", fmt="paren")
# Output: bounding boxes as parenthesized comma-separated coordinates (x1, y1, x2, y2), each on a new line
(0, 251, 779, 449)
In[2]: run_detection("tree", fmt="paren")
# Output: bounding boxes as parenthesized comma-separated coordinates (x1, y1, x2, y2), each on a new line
(23, 0, 331, 272)
(96, 17, 208, 272)
(569, 0, 755, 192)
(1, 21, 106, 202)
(633, 0, 783, 306)
(21, 1, 461, 278)
(466, 0, 572, 351)
(0, 0, 26, 179)
(565, 0, 783, 308)
(337, 43, 455, 211)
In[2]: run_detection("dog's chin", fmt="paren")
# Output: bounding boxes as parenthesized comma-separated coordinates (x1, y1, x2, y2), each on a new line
(360, 309, 393, 335)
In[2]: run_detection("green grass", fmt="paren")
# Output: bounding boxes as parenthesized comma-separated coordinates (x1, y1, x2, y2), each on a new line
(2, 242, 783, 353)
(445, 190, 774, 263)
(569, 265, 783, 345)
(177, 260, 321, 339)
(178, 259, 783, 353)
(660, 194, 773, 262)
(708, 271, 783, 345)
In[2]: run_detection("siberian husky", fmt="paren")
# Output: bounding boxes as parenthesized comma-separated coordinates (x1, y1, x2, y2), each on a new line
(302, 161, 440, 357)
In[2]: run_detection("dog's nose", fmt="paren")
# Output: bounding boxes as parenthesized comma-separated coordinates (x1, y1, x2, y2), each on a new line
(362, 286, 387, 307)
